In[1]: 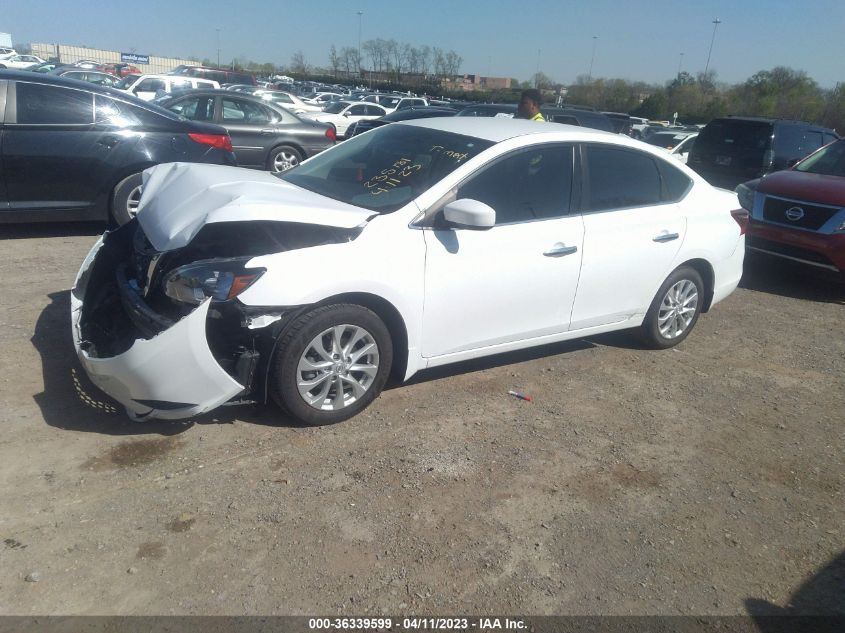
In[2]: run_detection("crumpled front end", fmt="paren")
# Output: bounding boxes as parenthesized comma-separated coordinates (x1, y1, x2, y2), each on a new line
(70, 223, 245, 421)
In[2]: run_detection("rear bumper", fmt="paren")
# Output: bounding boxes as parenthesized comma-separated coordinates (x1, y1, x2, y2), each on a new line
(710, 235, 746, 308)
(70, 234, 244, 421)
(747, 220, 845, 273)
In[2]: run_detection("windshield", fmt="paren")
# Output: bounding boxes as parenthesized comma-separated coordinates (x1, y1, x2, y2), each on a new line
(281, 124, 494, 213)
(794, 139, 845, 176)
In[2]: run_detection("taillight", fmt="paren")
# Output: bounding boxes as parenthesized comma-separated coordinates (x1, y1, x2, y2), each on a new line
(188, 133, 233, 152)
(731, 208, 749, 235)
(325, 126, 337, 142)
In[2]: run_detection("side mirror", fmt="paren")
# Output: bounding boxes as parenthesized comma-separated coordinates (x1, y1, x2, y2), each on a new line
(443, 198, 495, 230)
(343, 111, 351, 117)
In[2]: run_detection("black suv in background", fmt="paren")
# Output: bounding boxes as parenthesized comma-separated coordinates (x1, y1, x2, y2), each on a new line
(0, 70, 236, 225)
(688, 116, 838, 189)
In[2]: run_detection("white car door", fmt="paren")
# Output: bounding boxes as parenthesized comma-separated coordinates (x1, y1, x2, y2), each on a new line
(422, 144, 584, 359)
(569, 143, 689, 331)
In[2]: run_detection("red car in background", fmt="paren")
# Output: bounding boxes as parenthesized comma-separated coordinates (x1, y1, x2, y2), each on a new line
(102, 63, 140, 77)
(737, 138, 845, 278)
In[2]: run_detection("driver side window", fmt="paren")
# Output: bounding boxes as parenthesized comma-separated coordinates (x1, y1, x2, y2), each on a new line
(456, 145, 574, 225)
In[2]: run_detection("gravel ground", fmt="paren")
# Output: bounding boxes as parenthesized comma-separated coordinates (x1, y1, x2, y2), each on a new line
(0, 223, 842, 616)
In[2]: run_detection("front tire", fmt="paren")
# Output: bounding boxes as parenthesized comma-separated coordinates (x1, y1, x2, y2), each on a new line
(639, 266, 704, 349)
(110, 172, 144, 225)
(270, 304, 393, 426)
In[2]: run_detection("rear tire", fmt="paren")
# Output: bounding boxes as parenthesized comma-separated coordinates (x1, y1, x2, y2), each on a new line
(639, 266, 704, 349)
(110, 173, 144, 226)
(267, 145, 303, 174)
(270, 304, 393, 426)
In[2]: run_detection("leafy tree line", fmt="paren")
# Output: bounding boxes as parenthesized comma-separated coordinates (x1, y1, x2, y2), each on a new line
(563, 67, 845, 133)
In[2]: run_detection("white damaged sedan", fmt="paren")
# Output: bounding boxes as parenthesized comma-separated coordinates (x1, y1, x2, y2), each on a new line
(71, 118, 747, 425)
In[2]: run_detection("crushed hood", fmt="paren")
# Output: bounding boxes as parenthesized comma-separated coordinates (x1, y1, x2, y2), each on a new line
(138, 163, 374, 251)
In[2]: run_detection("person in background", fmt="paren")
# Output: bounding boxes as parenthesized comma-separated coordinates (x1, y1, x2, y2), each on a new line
(516, 89, 545, 121)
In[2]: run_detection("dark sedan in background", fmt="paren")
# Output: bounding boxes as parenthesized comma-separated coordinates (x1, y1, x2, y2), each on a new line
(0, 70, 236, 225)
(157, 89, 335, 172)
(346, 105, 457, 137)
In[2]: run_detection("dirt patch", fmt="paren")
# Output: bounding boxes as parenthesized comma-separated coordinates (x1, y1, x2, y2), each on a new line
(166, 514, 196, 533)
(136, 542, 167, 560)
(81, 437, 184, 471)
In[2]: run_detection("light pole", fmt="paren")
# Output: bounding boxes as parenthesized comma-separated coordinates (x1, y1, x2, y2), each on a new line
(704, 18, 721, 77)
(215, 28, 220, 68)
(535, 48, 541, 87)
(357, 11, 363, 80)
(588, 36, 598, 81)
(677, 52, 684, 78)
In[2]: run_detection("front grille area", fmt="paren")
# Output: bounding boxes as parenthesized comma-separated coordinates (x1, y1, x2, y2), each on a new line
(746, 235, 838, 269)
(762, 196, 840, 231)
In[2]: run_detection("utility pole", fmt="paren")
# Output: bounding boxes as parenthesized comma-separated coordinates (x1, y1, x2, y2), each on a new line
(677, 52, 684, 78)
(588, 36, 598, 81)
(357, 11, 363, 80)
(215, 28, 220, 68)
(704, 18, 721, 77)
(535, 49, 541, 88)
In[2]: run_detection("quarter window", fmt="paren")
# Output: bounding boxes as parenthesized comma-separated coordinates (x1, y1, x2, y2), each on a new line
(582, 145, 662, 211)
(16, 82, 93, 124)
(457, 145, 574, 224)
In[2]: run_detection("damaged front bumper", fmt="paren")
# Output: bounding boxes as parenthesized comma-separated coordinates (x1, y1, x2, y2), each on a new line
(70, 232, 245, 421)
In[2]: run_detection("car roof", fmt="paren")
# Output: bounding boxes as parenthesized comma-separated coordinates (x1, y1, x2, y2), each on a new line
(396, 116, 621, 143)
(0, 68, 183, 114)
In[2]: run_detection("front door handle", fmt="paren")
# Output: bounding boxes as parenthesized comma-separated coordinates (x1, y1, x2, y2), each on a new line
(653, 232, 680, 243)
(260, 129, 275, 135)
(543, 244, 578, 257)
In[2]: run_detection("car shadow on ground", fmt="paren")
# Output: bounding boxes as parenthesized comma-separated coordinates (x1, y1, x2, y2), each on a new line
(745, 548, 845, 631)
(0, 222, 106, 241)
(32, 291, 306, 436)
(741, 252, 845, 304)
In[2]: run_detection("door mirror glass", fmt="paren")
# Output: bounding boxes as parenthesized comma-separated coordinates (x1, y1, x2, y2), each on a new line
(443, 199, 495, 230)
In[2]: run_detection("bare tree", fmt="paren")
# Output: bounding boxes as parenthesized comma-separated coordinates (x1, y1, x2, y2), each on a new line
(328, 45, 340, 78)
(289, 50, 308, 75)
(444, 50, 462, 76)
(432, 47, 446, 76)
(339, 46, 359, 77)
(419, 45, 431, 75)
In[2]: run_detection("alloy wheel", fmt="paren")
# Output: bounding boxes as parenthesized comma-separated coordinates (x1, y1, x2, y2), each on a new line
(296, 324, 380, 410)
(272, 150, 300, 173)
(657, 279, 699, 339)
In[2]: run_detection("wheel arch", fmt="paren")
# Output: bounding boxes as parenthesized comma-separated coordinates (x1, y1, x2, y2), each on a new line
(677, 258, 715, 312)
(258, 291, 410, 404)
(312, 292, 410, 383)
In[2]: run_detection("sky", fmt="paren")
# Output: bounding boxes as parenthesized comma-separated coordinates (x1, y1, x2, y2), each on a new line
(2, 0, 844, 87)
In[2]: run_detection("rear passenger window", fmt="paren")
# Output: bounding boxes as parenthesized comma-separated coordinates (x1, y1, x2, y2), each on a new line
(16, 82, 93, 124)
(583, 145, 662, 211)
(803, 132, 824, 154)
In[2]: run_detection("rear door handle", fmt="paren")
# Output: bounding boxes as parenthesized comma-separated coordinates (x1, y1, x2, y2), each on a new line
(653, 232, 679, 243)
(97, 135, 121, 149)
(543, 244, 578, 257)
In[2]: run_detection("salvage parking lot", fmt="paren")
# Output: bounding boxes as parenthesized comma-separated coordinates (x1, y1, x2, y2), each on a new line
(0, 224, 843, 615)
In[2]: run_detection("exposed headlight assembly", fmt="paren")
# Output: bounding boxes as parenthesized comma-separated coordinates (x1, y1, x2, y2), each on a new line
(163, 257, 265, 305)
